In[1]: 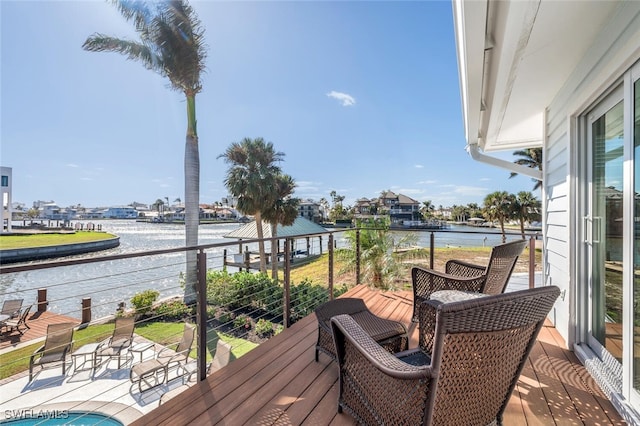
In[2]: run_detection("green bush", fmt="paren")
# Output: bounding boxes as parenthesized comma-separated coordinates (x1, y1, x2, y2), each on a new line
(206, 305, 217, 319)
(131, 289, 159, 316)
(205, 270, 348, 325)
(154, 300, 193, 320)
(255, 318, 274, 337)
(233, 314, 251, 331)
(218, 311, 232, 325)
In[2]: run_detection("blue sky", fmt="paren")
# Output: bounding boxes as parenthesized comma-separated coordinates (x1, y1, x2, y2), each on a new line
(1, 0, 537, 209)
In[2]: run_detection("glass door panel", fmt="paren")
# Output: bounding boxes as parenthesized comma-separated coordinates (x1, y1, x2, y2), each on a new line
(632, 77, 640, 391)
(590, 99, 624, 361)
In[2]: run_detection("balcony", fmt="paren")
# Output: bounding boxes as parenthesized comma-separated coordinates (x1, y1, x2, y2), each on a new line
(0, 228, 626, 424)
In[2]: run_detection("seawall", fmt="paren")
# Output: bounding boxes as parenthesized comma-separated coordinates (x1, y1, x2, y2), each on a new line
(0, 237, 120, 264)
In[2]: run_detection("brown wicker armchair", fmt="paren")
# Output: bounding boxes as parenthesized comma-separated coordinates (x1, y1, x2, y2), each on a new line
(411, 239, 527, 321)
(330, 285, 560, 426)
(314, 298, 408, 362)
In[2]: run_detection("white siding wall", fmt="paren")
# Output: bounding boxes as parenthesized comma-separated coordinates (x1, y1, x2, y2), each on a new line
(544, 3, 640, 348)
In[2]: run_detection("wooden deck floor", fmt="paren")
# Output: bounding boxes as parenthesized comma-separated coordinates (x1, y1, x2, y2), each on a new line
(0, 310, 79, 352)
(131, 285, 625, 425)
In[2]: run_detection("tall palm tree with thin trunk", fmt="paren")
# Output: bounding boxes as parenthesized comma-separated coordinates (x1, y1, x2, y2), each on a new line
(82, 0, 207, 304)
(262, 174, 300, 279)
(219, 138, 284, 272)
(510, 148, 543, 190)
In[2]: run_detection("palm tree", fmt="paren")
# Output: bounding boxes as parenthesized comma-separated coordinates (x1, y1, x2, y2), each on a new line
(219, 137, 284, 272)
(338, 217, 419, 290)
(482, 191, 516, 243)
(262, 174, 300, 279)
(515, 191, 541, 239)
(510, 148, 543, 190)
(420, 200, 434, 220)
(83, 0, 207, 304)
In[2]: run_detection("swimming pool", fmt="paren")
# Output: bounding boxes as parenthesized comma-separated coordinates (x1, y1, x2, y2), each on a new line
(0, 411, 123, 426)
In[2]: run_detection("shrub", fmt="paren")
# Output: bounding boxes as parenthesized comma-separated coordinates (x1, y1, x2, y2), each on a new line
(131, 290, 159, 316)
(255, 318, 274, 337)
(233, 315, 251, 331)
(206, 305, 217, 319)
(154, 300, 193, 321)
(218, 311, 232, 325)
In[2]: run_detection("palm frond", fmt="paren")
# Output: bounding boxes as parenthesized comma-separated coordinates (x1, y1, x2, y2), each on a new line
(82, 35, 163, 74)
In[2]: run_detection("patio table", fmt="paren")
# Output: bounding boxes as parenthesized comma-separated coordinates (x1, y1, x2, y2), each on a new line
(129, 342, 154, 364)
(0, 314, 11, 332)
(72, 342, 101, 373)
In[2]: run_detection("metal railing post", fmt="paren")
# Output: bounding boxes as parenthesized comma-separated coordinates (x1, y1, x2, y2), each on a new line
(356, 229, 361, 284)
(328, 234, 334, 300)
(196, 250, 208, 382)
(430, 232, 435, 270)
(529, 235, 536, 289)
(284, 239, 291, 328)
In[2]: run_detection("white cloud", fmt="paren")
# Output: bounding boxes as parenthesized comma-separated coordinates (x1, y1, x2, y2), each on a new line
(414, 164, 424, 169)
(326, 91, 356, 107)
(66, 163, 79, 168)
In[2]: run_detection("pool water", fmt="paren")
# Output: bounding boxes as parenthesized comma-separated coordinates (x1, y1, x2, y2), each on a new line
(0, 412, 123, 426)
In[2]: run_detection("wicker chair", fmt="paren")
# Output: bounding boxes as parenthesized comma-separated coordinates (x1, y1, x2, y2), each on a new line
(411, 239, 527, 321)
(314, 298, 408, 362)
(331, 285, 560, 426)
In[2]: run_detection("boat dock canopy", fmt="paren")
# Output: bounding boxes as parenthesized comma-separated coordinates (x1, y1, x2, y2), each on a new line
(224, 217, 328, 239)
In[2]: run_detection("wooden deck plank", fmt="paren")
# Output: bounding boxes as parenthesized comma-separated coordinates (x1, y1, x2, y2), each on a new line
(272, 360, 338, 426)
(536, 325, 625, 425)
(0, 310, 79, 352)
(146, 316, 318, 426)
(131, 285, 626, 426)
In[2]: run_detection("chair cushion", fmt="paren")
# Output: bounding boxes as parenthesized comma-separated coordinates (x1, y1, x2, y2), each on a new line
(430, 290, 488, 304)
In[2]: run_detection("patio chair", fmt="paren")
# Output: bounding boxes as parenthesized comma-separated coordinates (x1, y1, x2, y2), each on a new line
(130, 323, 195, 393)
(29, 322, 75, 381)
(330, 285, 560, 426)
(314, 298, 408, 362)
(1, 299, 23, 319)
(96, 316, 135, 369)
(161, 339, 232, 404)
(411, 239, 527, 321)
(2, 304, 31, 335)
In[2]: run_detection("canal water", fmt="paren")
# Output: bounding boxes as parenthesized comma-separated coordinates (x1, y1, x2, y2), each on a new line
(0, 220, 516, 320)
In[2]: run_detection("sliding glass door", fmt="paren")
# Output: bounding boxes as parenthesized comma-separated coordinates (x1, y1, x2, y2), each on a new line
(584, 63, 640, 403)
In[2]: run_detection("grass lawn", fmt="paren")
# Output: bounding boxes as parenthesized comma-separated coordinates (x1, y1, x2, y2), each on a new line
(0, 321, 256, 380)
(0, 232, 117, 249)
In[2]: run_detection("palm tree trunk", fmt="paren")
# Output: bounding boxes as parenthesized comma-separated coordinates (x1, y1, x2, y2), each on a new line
(255, 211, 267, 272)
(499, 220, 506, 243)
(184, 94, 199, 304)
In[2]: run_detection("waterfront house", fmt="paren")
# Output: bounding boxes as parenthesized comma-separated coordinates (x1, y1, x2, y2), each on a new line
(297, 199, 323, 223)
(454, 0, 640, 420)
(379, 191, 421, 225)
(102, 206, 138, 219)
(41, 203, 76, 221)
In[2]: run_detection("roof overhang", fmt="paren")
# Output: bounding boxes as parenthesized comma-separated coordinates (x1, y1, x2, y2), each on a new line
(453, 0, 621, 178)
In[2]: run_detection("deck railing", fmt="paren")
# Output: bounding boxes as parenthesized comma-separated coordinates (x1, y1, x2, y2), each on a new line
(0, 225, 541, 416)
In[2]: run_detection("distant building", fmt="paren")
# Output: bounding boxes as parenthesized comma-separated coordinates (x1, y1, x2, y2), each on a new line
(41, 203, 76, 221)
(1, 166, 12, 233)
(103, 206, 138, 219)
(378, 191, 421, 225)
(298, 200, 322, 223)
